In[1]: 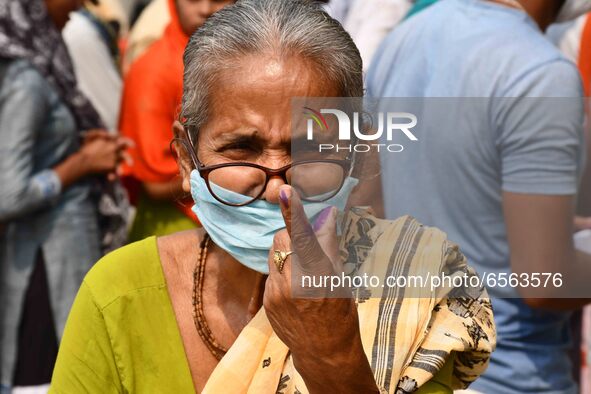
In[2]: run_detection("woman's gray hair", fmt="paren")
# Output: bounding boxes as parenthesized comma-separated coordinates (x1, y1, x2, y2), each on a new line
(180, 0, 363, 141)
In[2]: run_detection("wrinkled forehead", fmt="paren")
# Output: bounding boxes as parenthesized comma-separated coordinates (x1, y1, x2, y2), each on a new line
(196, 54, 342, 146)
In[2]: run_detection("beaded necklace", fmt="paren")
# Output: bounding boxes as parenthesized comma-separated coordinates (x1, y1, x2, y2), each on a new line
(192, 234, 228, 360)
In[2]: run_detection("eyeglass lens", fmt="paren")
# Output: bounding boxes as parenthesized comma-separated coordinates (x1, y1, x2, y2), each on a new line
(206, 161, 345, 205)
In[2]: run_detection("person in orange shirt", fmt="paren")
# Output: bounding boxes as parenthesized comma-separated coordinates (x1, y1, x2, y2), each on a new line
(120, 0, 234, 241)
(579, 15, 591, 96)
(577, 15, 591, 221)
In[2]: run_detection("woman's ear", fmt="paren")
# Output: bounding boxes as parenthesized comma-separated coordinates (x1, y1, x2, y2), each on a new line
(172, 121, 193, 194)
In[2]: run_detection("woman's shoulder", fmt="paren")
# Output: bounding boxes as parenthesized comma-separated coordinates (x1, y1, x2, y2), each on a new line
(83, 230, 204, 309)
(1, 59, 49, 95)
(83, 236, 165, 309)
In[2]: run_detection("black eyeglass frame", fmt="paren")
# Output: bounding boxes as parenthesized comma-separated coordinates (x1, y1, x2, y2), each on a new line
(172, 130, 355, 207)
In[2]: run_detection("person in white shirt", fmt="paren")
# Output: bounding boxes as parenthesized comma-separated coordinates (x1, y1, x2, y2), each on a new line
(63, 1, 125, 131)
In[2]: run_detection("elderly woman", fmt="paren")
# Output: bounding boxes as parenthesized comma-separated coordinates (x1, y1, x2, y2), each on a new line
(50, 1, 495, 393)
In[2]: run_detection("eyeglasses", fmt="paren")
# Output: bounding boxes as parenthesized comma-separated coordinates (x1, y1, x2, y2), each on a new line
(173, 137, 352, 207)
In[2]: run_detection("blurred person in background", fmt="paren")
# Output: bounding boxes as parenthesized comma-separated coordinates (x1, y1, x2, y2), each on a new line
(548, 12, 591, 392)
(575, 15, 591, 392)
(547, 13, 591, 208)
(122, 0, 169, 73)
(0, 0, 129, 392)
(322, 0, 412, 73)
(321, 0, 351, 23)
(119, 0, 234, 242)
(63, 0, 128, 131)
(340, 0, 412, 73)
(547, 14, 588, 71)
(547, 16, 591, 390)
(547, 12, 591, 219)
(368, 0, 591, 393)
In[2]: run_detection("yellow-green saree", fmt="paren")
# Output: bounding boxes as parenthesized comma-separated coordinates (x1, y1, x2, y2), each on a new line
(50, 210, 495, 393)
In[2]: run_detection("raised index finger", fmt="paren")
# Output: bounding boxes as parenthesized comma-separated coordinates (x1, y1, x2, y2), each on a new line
(279, 185, 330, 273)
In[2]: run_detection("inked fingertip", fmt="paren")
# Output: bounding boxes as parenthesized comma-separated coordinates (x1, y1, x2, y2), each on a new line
(279, 186, 291, 207)
(313, 206, 333, 232)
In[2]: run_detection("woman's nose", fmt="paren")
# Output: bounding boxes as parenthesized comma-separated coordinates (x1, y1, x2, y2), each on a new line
(263, 176, 287, 204)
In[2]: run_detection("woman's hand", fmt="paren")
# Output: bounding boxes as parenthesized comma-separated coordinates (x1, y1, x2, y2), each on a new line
(79, 136, 118, 174)
(54, 130, 133, 188)
(79, 130, 133, 180)
(263, 185, 379, 394)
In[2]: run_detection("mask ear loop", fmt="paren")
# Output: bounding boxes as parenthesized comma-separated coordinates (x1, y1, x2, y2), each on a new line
(348, 149, 357, 178)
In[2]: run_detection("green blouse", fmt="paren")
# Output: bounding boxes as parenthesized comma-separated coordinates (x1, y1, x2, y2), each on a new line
(50, 237, 453, 393)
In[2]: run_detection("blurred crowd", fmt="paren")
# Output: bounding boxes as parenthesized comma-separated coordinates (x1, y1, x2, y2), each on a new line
(1, 0, 591, 393)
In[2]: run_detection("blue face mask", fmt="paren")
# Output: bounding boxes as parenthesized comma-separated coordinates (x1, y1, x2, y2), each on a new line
(190, 169, 358, 274)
